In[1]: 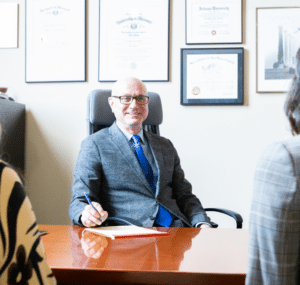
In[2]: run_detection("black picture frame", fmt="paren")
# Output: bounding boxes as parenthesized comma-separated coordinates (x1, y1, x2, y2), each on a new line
(256, 7, 300, 93)
(181, 48, 244, 105)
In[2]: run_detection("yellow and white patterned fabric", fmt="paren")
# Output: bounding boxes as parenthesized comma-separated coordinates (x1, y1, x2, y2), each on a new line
(0, 161, 56, 284)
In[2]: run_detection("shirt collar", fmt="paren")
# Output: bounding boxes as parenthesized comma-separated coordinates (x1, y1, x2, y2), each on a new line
(116, 121, 145, 144)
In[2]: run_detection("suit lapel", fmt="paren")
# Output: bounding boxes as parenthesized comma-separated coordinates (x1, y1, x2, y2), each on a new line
(144, 132, 164, 195)
(108, 123, 153, 195)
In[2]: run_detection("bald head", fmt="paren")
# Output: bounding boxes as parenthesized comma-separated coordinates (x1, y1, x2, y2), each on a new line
(108, 77, 149, 134)
(112, 77, 147, 96)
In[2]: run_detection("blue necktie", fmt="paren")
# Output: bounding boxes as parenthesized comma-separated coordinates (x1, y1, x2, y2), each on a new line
(132, 135, 173, 227)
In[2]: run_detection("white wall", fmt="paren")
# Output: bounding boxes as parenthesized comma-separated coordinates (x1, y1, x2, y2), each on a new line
(0, 0, 296, 227)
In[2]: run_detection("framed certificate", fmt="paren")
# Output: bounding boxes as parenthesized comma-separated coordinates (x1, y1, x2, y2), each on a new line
(25, 0, 86, 83)
(257, 7, 300, 93)
(99, 0, 170, 82)
(181, 48, 244, 105)
(0, 3, 18, 48)
(185, 0, 243, 44)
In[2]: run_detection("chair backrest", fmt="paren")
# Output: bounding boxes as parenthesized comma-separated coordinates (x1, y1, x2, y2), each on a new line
(87, 89, 163, 135)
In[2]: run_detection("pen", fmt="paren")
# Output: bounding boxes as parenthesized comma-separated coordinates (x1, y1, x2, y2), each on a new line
(84, 193, 102, 222)
(39, 230, 49, 237)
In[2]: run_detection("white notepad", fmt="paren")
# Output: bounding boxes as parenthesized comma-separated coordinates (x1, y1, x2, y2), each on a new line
(85, 225, 169, 240)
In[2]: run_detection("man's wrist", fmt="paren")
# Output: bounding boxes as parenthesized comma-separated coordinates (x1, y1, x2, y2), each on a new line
(195, 222, 212, 228)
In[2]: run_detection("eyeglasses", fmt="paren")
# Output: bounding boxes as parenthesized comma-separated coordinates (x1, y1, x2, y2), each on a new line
(111, 95, 150, 105)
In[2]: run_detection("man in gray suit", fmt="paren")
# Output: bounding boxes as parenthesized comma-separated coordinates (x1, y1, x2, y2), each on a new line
(69, 77, 212, 228)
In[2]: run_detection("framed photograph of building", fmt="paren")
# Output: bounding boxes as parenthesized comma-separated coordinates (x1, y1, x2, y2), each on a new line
(181, 48, 244, 105)
(257, 7, 300, 93)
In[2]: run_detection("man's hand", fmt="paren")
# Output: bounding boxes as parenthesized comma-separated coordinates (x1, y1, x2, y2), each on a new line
(81, 202, 108, 227)
(81, 231, 108, 259)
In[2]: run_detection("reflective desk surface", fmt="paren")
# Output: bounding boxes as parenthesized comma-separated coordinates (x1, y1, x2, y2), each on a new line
(39, 225, 249, 285)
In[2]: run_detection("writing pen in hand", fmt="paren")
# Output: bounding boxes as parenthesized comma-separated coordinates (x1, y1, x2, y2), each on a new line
(84, 193, 102, 222)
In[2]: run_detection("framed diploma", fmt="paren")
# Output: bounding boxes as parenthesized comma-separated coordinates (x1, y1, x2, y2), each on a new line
(181, 48, 244, 105)
(256, 7, 300, 93)
(98, 0, 170, 82)
(186, 0, 243, 45)
(25, 0, 86, 83)
(0, 3, 18, 48)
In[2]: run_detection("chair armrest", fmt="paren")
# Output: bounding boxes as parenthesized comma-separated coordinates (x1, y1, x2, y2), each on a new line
(204, 208, 243, 229)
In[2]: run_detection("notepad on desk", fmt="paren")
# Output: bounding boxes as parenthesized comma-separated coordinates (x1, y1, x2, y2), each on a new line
(85, 225, 169, 240)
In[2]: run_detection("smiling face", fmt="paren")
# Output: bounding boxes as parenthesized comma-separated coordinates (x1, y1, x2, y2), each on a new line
(108, 77, 149, 134)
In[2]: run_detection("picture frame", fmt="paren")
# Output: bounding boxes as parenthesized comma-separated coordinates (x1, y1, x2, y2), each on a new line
(98, 0, 170, 82)
(181, 48, 244, 105)
(256, 7, 300, 93)
(25, 0, 86, 83)
(0, 3, 19, 49)
(185, 0, 243, 45)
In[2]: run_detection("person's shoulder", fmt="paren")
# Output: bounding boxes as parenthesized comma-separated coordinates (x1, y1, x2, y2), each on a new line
(83, 127, 111, 142)
(281, 135, 300, 154)
(145, 131, 171, 144)
(0, 160, 22, 184)
(257, 136, 300, 173)
(263, 136, 300, 158)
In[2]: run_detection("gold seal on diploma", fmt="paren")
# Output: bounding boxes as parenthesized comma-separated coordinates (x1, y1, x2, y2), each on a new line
(191, 86, 200, 95)
(130, 62, 137, 70)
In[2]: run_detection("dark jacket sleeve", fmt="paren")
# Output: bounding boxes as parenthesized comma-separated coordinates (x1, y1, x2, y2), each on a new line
(168, 140, 211, 227)
(153, 135, 211, 227)
(69, 137, 102, 226)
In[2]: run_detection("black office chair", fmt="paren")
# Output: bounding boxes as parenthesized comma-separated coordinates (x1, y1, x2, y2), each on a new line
(87, 89, 243, 229)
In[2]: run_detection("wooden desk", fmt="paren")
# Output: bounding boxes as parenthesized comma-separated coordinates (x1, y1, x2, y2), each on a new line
(39, 225, 248, 285)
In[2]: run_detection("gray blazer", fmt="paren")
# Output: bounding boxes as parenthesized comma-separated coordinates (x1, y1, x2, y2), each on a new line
(69, 122, 211, 227)
(246, 136, 300, 285)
